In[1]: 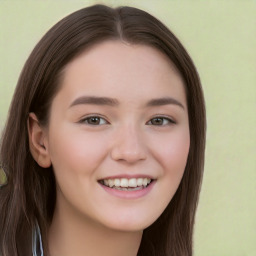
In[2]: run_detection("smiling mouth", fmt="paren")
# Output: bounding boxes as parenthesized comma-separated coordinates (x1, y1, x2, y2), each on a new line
(98, 177, 153, 191)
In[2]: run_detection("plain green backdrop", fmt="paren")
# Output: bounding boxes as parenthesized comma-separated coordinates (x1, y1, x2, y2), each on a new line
(0, 1, 255, 255)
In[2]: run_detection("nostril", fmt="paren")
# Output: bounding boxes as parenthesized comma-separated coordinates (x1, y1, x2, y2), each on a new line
(110, 129, 147, 163)
(111, 148, 146, 163)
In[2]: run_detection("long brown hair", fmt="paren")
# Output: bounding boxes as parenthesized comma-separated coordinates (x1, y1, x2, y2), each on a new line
(0, 5, 206, 256)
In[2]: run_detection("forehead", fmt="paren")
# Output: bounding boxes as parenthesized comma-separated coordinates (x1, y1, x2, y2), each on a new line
(64, 40, 182, 80)
(56, 40, 186, 107)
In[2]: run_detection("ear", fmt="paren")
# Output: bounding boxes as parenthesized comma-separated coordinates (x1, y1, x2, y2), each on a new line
(27, 113, 51, 168)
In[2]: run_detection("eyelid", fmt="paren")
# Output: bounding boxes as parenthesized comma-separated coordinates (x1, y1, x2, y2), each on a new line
(146, 115, 176, 125)
(77, 114, 176, 126)
(78, 114, 110, 125)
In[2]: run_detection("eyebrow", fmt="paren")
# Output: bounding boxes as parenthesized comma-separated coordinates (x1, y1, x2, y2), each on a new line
(146, 97, 185, 109)
(69, 96, 185, 109)
(69, 96, 119, 107)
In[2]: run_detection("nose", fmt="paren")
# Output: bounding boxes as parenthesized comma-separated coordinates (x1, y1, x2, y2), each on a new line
(110, 125, 147, 164)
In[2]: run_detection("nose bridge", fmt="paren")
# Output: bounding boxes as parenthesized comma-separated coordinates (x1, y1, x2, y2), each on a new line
(110, 122, 147, 163)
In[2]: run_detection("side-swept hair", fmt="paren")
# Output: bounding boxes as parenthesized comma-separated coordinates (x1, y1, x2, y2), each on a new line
(0, 4, 206, 256)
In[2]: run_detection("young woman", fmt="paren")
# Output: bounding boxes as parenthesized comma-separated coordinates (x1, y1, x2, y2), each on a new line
(0, 4, 206, 256)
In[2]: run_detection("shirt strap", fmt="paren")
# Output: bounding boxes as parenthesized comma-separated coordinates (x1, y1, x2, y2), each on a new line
(32, 221, 44, 256)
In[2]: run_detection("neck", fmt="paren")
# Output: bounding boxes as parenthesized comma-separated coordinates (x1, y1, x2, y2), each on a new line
(48, 198, 143, 256)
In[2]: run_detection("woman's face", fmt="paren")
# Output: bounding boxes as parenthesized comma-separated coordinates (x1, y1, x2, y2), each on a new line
(44, 40, 190, 231)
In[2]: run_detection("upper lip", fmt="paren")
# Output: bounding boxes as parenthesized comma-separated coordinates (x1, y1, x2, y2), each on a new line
(98, 174, 155, 180)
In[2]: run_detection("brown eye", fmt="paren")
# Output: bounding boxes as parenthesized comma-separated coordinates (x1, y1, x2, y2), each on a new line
(81, 116, 108, 125)
(147, 117, 175, 126)
(151, 118, 164, 125)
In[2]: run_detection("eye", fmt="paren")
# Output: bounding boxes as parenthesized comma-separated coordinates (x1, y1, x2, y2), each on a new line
(147, 117, 175, 126)
(80, 116, 109, 125)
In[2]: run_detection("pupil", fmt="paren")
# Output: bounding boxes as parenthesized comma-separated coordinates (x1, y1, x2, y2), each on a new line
(89, 117, 99, 124)
(153, 118, 163, 125)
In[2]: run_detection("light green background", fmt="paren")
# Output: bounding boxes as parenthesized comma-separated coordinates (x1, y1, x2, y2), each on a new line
(0, 1, 255, 255)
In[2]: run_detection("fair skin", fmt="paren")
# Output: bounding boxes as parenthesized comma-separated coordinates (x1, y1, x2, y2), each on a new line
(28, 40, 190, 256)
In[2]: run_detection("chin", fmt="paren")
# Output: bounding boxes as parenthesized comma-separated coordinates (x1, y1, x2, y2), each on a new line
(100, 213, 159, 233)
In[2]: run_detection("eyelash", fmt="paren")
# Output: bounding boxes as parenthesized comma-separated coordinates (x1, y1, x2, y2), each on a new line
(79, 115, 109, 125)
(79, 115, 176, 126)
(146, 116, 176, 126)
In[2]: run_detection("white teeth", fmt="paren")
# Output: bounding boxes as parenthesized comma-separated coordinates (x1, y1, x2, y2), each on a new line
(128, 178, 137, 187)
(137, 178, 143, 186)
(114, 179, 120, 187)
(120, 178, 129, 187)
(101, 177, 152, 189)
(108, 179, 114, 187)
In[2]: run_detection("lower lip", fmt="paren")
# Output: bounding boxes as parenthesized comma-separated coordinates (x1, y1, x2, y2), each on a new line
(99, 180, 156, 199)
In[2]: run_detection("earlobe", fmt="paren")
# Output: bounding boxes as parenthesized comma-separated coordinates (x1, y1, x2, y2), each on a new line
(27, 113, 52, 168)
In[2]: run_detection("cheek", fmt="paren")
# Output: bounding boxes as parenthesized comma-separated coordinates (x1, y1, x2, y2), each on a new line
(150, 129, 190, 176)
(48, 127, 109, 177)
(148, 130, 190, 216)
(165, 138, 190, 174)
